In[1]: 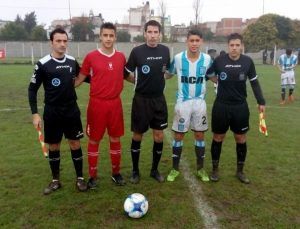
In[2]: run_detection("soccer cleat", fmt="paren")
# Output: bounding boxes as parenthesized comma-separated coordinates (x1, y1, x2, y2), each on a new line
(43, 180, 61, 195)
(111, 173, 126, 186)
(210, 169, 219, 182)
(150, 170, 164, 183)
(87, 177, 97, 189)
(236, 172, 250, 184)
(130, 170, 140, 184)
(167, 169, 180, 182)
(196, 169, 210, 182)
(76, 177, 88, 192)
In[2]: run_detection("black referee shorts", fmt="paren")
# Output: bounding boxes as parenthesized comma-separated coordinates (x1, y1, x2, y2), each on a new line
(211, 100, 250, 134)
(43, 103, 84, 144)
(131, 94, 168, 133)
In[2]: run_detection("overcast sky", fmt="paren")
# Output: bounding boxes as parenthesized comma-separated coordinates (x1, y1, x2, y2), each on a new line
(0, 0, 299, 27)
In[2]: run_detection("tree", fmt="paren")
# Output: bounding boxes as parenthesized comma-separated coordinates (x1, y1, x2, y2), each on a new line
(70, 15, 94, 41)
(0, 22, 28, 41)
(24, 12, 37, 34)
(158, 0, 167, 42)
(31, 25, 47, 41)
(133, 35, 144, 42)
(193, 0, 202, 26)
(117, 31, 131, 42)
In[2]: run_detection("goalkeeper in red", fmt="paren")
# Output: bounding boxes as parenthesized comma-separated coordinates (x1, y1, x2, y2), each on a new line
(206, 33, 266, 184)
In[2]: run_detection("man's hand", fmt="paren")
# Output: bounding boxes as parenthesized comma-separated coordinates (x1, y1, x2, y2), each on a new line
(32, 113, 42, 129)
(258, 105, 265, 114)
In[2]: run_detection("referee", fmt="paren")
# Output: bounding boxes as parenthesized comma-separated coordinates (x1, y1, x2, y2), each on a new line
(125, 20, 171, 183)
(206, 33, 266, 184)
(28, 28, 87, 194)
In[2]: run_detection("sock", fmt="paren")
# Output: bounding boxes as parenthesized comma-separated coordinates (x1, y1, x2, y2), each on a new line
(195, 140, 205, 170)
(48, 150, 60, 180)
(71, 148, 83, 178)
(281, 88, 286, 101)
(236, 142, 247, 172)
(289, 88, 294, 96)
(151, 141, 163, 171)
(172, 140, 183, 170)
(131, 139, 141, 172)
(211, 140, 223, 169)
(88, 142, 99, 178)
(110, 141, 121, 175)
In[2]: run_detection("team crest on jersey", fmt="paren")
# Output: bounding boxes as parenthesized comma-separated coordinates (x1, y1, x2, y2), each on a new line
(52, 78, 61, 86)
(108, 62, 113, 70)
(179, 118, 185, 123)
(198, 66, 207, 75)
(219, 72, 227, 80)
(142, 65, 150, 74)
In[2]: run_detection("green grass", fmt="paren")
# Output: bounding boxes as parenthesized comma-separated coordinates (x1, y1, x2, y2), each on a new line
(0, 64, 299, 228)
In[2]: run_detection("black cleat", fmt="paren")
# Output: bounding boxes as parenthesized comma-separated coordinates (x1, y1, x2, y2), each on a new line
(111, 173, 126, 186)
(87, 177, 97, 189)
(236, 172, 250, 184)
(43, 180, 61, 195)
(150, 170, 164, 183)
(130, 170, 140, 184)
(76, 177, 88, 192)
(210, 169, 219, 182)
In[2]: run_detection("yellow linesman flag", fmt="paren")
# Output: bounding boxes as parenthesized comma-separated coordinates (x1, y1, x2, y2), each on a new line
(259, 112, 268, 136)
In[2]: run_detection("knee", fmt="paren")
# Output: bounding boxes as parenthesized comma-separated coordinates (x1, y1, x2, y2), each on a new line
(68, 140, 81, 150)
(49, 143, 60, 151)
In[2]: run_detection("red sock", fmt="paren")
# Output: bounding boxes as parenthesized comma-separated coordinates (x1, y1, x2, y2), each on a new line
(110, 141, 121, 175)
(88, 142, 99, 178)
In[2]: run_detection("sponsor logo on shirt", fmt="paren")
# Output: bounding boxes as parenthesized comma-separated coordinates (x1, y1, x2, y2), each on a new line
(52, 78, 61, 87)
(147, 56, 162, 60)
(141, 65, 150, 74)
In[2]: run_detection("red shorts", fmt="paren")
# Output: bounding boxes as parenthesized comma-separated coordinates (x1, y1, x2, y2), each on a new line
(86, 97, 124, 141)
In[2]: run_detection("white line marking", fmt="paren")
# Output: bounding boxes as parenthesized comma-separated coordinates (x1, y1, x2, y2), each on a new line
(164, 129, 219, 229)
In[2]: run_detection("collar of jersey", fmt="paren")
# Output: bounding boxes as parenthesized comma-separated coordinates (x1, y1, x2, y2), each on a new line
(51, 55, 66, 63)
(98, 48, 115, 58)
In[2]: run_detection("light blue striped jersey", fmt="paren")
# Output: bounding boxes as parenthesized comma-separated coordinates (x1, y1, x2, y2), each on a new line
(169, 51, 212, 102)
(278, 54, 298, 71)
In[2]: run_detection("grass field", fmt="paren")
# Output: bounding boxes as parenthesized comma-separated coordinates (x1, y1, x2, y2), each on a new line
(0, 64, 299, 228)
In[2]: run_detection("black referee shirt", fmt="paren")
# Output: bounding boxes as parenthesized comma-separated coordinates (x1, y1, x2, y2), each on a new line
(207, 54, 257, 105)
(125, 44, 170, 97)
(28, 54, 80, 114)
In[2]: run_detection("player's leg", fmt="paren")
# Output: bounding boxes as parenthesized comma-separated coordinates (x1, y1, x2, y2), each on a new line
(190, 99, 209, 181)
(149, 95, 168, 183)
(65, 104, 87, 191)
(231, 102, 250, 184)
(130, 95, 149, 184)
(107, 98, 126, 186)
(280, 74, 287, 104)
(210, 101, 229, 182)
(86, 98, 106, 189)
(43, 105, 63, 195)
(288, 73, 295, 102)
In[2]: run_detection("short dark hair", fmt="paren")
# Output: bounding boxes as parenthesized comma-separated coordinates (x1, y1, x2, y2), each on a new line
(227, 33, 243, 43)
(50, 28, 68, 41)
(286, 48, 292, 56)
(144, 20, 161, 32)
(100, 22, 116, 34)
(187, 29, 203, 39)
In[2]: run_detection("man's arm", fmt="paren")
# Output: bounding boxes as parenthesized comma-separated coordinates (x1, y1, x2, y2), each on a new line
(124, 67, 135, 84)
(249, 78, 266, 113)
(75, 73, 87, 87)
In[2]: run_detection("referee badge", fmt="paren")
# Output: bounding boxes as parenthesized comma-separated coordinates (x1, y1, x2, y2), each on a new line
(219, 72, 227, 80)
(52, 78, 61, 87)
(141, 65, 150, 74)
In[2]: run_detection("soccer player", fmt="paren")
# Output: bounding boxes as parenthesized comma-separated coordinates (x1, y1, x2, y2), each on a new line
(165, 29, 212, 182)
(206, 33, 266, 184)
(28, 28, 87, 195)
(125, 20, 171, 184)
(75, 22, 132, 189)
(277, 48, 298, 104)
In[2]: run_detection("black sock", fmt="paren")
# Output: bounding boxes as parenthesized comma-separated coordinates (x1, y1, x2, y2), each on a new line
(71, 148, 83, 178)
(236, 142, 247, 165)
(48, 150, 60, 180)
(172, 140, 183, 170)
(131, 139, 141, 172)
(195, 140, 205, 170)
(289, 88, 294, 96)
(151, 141, 163, 171)
(211, 140, 222, 168)
(281, 88, 286, 100)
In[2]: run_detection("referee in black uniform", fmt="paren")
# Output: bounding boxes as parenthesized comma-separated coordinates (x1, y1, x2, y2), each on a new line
(28, 28, 87, 194)
(125, 20, 170, 183)
(206, 33, 266, 184)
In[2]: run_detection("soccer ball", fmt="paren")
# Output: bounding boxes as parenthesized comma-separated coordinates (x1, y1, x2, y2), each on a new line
(124, 193, 149, 218)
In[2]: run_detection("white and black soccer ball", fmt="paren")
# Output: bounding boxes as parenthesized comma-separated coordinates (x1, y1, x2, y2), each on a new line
(124, 193, 149, 218)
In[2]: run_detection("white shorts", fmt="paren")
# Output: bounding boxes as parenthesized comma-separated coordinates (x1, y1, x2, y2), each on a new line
(172, 99, 208, 133)
(281, 71, 296, 86)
